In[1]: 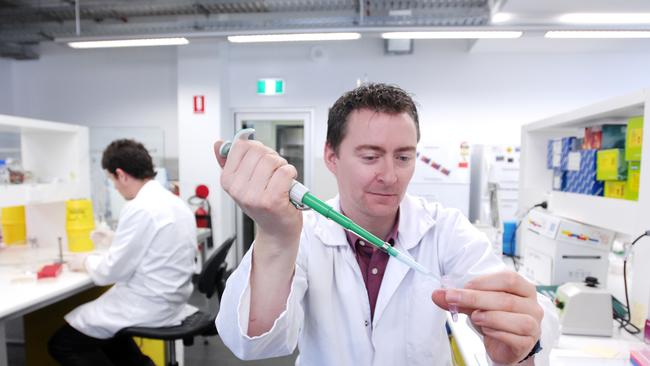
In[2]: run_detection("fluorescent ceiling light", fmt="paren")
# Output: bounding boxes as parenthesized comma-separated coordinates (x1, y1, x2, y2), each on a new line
(68, 37, 189, 49)
(491, 13, 513, 23)
(545, 31, 650, 39)
(381, 31, 522, 39)
(227, 33, 361, 43)
(558, 13, 650, 24)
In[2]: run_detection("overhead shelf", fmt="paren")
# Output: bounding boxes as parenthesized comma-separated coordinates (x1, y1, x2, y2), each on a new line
(520, 89, 649, 236)
(0, 114, 90, 208)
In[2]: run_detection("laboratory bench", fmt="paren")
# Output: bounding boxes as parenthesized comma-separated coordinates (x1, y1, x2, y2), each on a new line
(0, 227, 212, 366)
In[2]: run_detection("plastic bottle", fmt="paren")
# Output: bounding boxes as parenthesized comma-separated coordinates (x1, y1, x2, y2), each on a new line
(0, 159, 9, 184)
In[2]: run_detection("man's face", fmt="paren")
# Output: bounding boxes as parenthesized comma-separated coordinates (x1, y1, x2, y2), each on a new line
(324, 108, 418, 219)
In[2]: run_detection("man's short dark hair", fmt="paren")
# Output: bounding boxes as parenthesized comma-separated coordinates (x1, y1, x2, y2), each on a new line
(101, 139, 157, 180)
(327, 83, 420, 153)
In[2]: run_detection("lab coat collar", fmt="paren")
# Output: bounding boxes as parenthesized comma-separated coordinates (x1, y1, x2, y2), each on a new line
(312, 194, 436, 251)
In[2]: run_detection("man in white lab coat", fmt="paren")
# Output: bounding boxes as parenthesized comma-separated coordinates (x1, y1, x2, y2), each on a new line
(48, 139, 198, 366)
(214, 83, 559, 365)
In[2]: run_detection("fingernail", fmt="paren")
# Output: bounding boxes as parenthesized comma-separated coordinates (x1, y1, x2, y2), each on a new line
(446, 289, 461, 303)
(472, 311, 485, 322)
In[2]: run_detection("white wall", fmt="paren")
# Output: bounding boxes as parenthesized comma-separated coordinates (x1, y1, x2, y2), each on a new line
(10, 43, 179, 158)
(7, 36, 650, 251)
(0, 58, 12, 114)
(228, 39, 650, 147)
(225, 38, 650, 197)
(177, 41, 235, 251)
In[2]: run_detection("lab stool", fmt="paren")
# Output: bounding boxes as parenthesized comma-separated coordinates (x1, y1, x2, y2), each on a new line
(118, 236, 236, 366)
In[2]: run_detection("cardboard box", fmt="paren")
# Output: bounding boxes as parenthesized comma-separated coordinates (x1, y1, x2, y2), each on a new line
(583, 126, 602, 150)
(560, 137, 578, 171)
(626, 161, 640, 201)
(547, 140, 555, 169)
(553, 169, 566, 191)
(565, 149, 604, 196)
(604, 181, 627, 199)
(597, 149, 627, 181)
(601, 124, 627, 149)
(626, 116, 643, 161)
(547, 137, 577, 170)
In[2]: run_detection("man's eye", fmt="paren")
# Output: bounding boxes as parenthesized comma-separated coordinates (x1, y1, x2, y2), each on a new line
(397, 155, 413, 162)
(362, 156, 377, 161)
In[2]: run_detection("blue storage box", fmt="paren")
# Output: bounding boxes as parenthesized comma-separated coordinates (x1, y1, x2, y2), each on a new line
(564, 149, 604, 196)
(548, 137, 578, 170)
(552, 169, 566, 191)
(560, 137, 578, 171)
(546, 140, 554, 169)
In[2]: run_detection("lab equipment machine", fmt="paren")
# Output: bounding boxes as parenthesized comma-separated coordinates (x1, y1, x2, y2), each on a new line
(521, 209, 614, 286)
(555, 277, 613, 336)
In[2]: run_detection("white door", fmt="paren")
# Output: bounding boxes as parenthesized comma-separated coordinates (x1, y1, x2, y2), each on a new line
(232, 110, 312, 262)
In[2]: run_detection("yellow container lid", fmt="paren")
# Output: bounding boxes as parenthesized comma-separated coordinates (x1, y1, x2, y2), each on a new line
(1, 206, 26, 224)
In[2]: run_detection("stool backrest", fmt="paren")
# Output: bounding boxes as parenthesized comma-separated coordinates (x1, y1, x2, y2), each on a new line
(198, 235, 236, 300)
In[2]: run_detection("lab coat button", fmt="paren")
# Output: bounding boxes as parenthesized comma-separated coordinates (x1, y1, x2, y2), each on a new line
(371, 267, 378, 275)
(364, 320, 369, 327)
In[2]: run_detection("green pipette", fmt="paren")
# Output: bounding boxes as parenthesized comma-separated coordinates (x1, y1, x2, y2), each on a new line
(220, 128, 433, 277)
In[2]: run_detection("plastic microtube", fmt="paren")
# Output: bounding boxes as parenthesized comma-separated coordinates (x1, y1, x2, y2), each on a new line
(442, 275, 459, 322)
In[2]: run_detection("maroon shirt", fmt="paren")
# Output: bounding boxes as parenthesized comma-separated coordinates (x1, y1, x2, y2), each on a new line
(344, 211, 399, 321)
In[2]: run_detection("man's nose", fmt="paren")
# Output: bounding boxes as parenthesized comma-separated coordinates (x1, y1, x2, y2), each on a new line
(376, 158, 398, 185)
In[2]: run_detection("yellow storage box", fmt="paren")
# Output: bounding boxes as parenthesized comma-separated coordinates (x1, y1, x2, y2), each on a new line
(604, 181, 627, 199)
(65, 199, 95, 252)
(626, 116, 643, 161)
(597, 149, 627, 181)
(626, 161, 640, 201)
(1, 205, 26, 245)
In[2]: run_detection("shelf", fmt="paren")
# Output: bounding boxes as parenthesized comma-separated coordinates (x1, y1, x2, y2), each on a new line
(548, 191, 639, 235)
(0, 114, 83, 134)
(520, 89, 649, 236)
(0, 182, 86, 207)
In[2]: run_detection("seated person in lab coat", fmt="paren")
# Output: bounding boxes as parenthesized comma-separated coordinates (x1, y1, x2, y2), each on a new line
(48, 139, 198, 366)
(213, 83, 559, 366)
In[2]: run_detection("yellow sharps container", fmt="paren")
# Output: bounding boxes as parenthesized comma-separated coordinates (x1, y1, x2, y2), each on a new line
(66, 199, 95, 252)
(1, 205, 27, 245)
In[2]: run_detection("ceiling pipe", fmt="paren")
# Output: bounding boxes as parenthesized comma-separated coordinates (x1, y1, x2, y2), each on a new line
(75, 0, 81, 36)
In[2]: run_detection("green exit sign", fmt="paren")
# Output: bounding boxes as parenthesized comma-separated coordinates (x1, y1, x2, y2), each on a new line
(257, 79, 284, 95)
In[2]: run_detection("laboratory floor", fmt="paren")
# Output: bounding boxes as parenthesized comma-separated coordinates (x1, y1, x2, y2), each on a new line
(7, 288, 298, 366)
(184, 289, 297, 366)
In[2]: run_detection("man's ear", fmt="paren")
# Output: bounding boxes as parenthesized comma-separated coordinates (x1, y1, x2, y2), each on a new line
(114, 168, 127, 181)
(323, 143, 338, 175)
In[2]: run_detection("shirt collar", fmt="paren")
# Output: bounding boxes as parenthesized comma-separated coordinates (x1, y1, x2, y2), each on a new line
(313, 194, 436, 251)
(342, 208, 400, 249)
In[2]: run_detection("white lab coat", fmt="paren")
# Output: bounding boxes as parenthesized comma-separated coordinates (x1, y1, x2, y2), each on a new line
(216, 194, 559, 366)
(66, 180, 198, 339)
